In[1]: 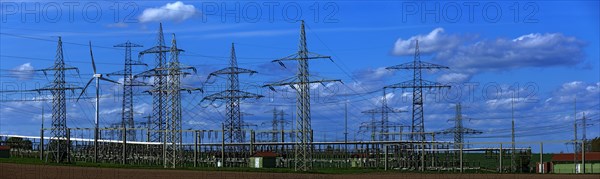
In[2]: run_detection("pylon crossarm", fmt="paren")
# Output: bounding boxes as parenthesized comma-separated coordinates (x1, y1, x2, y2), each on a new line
(170, 71, 192, 77)
(133, 69, 157, 79)
(106, 70, 127, 76)
(362, 107, 407, 114)
(37, 67, 78, 72)
(306, 52, 333, 62)
(179, 87, 203, 94)
(134, 68, 170, 78)
(202, 90, 263, 101)
(385, 62, 416, 70)
(435, 127, 483, 135)
(178, 65, 197, 74)
(0, 89, 40, 93)
(419, 61, 450, 69)
(107, 69, 147, 77)
(262, 76, 299, 91)
(139, 45, 170, 55)
(208, 67, 257, 77)
(38, 67, 79, 76)
(386, 61, 449, 70)
(36, 85, 82, 92)
(272, 53, 331, 67)
(461, 127, 483, 134)
(385, 79, 450, 89)
(114, 42, 143, 48)
(264, 78, 341, 92)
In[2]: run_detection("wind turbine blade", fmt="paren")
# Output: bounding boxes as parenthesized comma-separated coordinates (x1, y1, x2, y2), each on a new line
(89, 41, 97, 74)
(99, 77, 120, 84)
(77, 78, 94, 102)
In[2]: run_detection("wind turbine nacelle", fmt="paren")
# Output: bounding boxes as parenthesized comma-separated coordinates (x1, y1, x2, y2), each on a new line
(93, 74, 102, 78)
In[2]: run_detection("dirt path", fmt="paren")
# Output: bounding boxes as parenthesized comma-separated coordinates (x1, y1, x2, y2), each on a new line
(1, 163, 597, 179)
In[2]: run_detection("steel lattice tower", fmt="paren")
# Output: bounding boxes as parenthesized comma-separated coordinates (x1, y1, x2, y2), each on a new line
(37, 37, 81, 163)
(360, 89, 406, 141)
(203, 43, 263, 147)
(385, 40, 450, 142)
(136, 23, 170, 142)
(263, 20, 341, 171)
(435, 103, 482, 149)
(109, 41, 144, 141)
(265, 107, 288, 142)
(164, 34, 186, 168)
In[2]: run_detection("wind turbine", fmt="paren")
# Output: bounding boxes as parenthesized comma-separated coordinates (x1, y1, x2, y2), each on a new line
(77, 41, 120, 163)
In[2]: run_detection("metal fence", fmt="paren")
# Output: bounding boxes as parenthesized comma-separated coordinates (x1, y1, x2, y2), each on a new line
(0, 128, 597, 174)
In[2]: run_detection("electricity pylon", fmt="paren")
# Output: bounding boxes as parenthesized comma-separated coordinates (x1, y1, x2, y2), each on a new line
(202, 43, 263, 151)
(135, 23, 170, 143)
(384, 40, 450, 142)
(76, 42, 120, 163)
(163, 34, 198, 168)
(36, 37, 82, 163)
(107, 41, 145, 141)
(435, 103, 482, 149)
(362, 88, 407, 141)
(263, 20, 341, 171)
(135, 29, 199, 168)
(262, 107, 289, 142)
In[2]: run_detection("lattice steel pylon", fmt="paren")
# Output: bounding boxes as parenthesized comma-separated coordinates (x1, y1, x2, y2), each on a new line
(36, 37, 82, 163)
(163, 34, 196, 168)
(135, 23, 170, 143)
(202, 43, 263, 150)
(435, 103, 482, 149)
(385, 40, 450, 142)
(263, 107, 289, 142)
(360, 89, 406, 141)
(108, 41, 145, 141)
(263, 20, 341, 171)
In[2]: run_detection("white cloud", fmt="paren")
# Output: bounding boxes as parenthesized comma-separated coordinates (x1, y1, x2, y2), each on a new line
(11, 63, 34, 80)
(551, 81, 600, 104)
(393, 28, 587, 83)
(138, 1, 197, 23)
(393, 28, 467, 55)
(437, 72, 470, 83)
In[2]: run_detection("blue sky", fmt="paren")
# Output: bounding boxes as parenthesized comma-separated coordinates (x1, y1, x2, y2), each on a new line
(0, 1, 599, 152)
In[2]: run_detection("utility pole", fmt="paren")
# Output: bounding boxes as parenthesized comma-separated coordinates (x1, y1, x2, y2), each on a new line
(40, 105, 44, 160)
(511, 98, 516, 172)
(344, 102, 348, 148)
(574, 98, 578, 172)
(273, 108, 278, 142)
(202, 43, 263, 152)
(582, 113, 586, 149)
(581, 113, 587, 174)
(263, 20, 341, 171)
